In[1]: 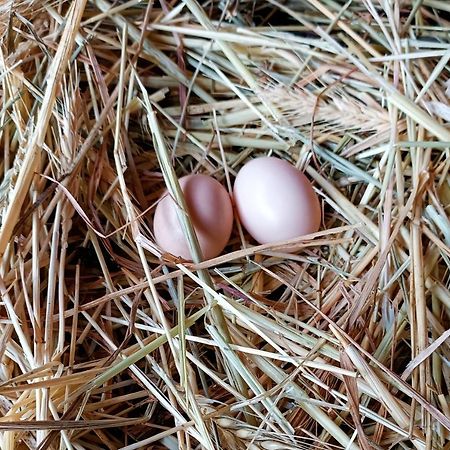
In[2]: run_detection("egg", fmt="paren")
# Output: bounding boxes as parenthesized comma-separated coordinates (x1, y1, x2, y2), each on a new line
(233, 157, 321, 245)
(153, 174, 233, 260)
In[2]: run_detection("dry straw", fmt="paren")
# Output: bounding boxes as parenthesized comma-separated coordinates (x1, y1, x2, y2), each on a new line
(0, 0, 448, 449)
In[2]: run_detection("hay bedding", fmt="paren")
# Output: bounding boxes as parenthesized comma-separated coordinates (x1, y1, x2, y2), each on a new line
(0, 0, 448, 449)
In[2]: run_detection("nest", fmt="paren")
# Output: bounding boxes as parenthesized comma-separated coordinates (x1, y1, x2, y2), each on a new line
(0, 1, 449, 449)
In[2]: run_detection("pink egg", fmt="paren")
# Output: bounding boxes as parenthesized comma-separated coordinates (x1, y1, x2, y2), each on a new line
(233, 157, 321, 245)
(153, 174, 233, 260)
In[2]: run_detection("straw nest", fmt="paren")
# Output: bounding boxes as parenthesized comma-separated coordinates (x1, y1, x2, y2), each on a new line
(0, 1, 449, 449)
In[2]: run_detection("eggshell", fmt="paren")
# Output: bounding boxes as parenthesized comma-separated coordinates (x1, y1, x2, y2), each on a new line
(153, 174, 233, 260)
(233, 157, 321, 244)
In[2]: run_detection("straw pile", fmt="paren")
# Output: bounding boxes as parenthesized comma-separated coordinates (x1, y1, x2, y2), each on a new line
(0, 0, 449, 449)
